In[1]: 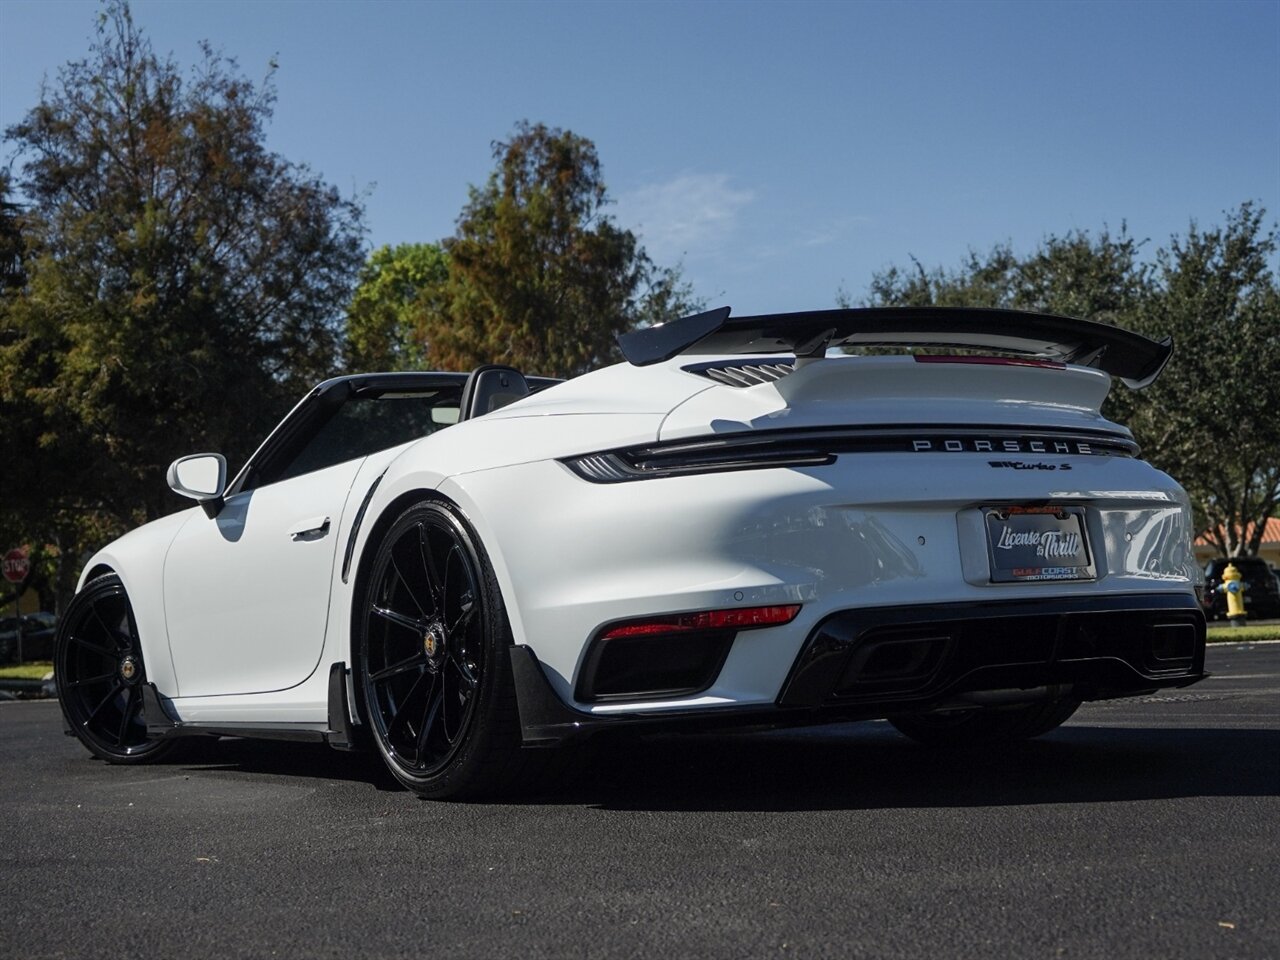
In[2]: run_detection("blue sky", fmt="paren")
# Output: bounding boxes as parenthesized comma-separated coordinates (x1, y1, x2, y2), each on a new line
(2, 0, 1277, 313)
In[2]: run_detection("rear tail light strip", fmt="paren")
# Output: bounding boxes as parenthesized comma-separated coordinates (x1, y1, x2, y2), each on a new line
(564, 448, 832, 483)
(562, 425, 1138, 483)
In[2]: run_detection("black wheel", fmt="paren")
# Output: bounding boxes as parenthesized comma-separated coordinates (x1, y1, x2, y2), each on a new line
(888, 697, 1081, 748)
(55, 574, 180, 763)
(358, 500, 532, 799)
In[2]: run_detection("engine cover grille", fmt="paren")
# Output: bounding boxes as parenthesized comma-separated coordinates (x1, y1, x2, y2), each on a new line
(684, 359, 795, 387)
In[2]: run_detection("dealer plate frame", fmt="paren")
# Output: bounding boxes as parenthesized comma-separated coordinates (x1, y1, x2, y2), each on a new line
(984, 505, 1096, 583)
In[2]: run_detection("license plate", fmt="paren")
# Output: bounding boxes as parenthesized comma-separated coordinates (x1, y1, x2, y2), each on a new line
(984, 505, 1095, 583)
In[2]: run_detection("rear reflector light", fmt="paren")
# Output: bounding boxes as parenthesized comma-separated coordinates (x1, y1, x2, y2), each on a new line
(599, 604, 801, 640)
(914, 355, 1066, 369)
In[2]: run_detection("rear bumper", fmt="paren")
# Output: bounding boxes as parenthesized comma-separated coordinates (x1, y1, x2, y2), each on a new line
(511, 592, 1207, 745)
(453, 449, 1201, 709)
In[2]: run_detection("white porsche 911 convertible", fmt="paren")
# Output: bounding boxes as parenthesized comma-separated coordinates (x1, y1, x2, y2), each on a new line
(56, 307, 1207, 798)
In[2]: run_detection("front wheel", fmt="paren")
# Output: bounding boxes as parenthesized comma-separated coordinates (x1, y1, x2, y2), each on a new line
(55, 574, 181, 764)
(888, 697, 1081, 747)
(357, 499, 538, 799)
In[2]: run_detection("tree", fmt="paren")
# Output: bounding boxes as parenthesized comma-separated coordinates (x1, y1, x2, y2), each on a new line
(1116, 204, 1280, 557)
(0, 171, 25, 293)
(849, 226, 1151, 319)
(420, 121, 701, 378)
(0, 1, 365, 610)
(852, 206, 1280, 557)
(345, 243, 449, 371)
(632, 262, 704, 333)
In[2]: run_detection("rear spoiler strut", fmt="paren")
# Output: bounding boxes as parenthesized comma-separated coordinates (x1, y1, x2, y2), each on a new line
(617, 306, 1173, 389)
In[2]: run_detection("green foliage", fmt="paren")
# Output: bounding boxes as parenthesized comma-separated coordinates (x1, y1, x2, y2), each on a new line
(421, 121, 702, 378)
(0, 662, 55, 681)
(0, 1, 364, 610)
(345, 243, 449, 371)
(851, 226, 1150, 319)
(1206, 625, 1280, 644)
(633, 263, 704, 332)
(0, 171, 25, 292)
(1116, 204, 1280, 557)
(854, 204, 1280, 557)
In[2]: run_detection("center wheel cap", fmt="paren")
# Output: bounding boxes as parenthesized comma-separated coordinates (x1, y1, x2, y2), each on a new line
(119, 656, 139, 682)
(423, 623, 447, 666)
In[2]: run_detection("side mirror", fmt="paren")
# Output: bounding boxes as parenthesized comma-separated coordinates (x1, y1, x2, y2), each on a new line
(167, 453, 227, 517)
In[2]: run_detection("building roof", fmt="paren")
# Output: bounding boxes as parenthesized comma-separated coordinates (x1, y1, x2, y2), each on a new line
(1195, 516, 1280, 547)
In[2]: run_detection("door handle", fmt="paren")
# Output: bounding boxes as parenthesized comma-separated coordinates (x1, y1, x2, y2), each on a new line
(288, 516, 331, 541)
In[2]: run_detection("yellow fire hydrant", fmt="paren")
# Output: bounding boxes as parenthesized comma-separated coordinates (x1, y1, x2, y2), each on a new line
(1219, 562, 1248, 625)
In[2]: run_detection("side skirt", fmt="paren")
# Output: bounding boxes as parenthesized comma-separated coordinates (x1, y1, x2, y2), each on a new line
(141, 663, 364, 750)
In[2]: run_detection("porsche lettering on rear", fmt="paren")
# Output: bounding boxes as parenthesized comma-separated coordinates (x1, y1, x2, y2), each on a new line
(912, 437, 1097, 454)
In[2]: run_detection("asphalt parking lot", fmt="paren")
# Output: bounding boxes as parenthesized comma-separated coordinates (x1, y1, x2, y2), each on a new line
(2, 643, 1277, 960)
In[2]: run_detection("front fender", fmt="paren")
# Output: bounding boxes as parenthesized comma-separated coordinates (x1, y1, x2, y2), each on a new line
(74, 508, 198, 696)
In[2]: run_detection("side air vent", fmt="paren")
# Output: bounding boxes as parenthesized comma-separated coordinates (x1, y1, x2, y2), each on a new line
(684, 359, 795, 387)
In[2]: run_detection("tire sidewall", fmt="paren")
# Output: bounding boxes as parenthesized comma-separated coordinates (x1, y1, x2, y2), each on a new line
(356, 498, 516, 797)
(55, 573, 176, 764)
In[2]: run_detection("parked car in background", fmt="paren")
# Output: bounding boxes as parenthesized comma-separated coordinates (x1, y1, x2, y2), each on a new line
(1202, 557, 1280, 620)
(0, 611, 58, 663)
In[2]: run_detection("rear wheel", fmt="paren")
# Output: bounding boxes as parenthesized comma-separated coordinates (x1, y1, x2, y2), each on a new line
(888, 697, 1081, 747)
(357, 500, 537, 799)
(55, 574, 180, 763)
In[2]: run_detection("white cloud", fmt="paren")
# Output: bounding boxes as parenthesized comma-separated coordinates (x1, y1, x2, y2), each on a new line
(798, 216, 872, 249)
(613, 173, 755, 264)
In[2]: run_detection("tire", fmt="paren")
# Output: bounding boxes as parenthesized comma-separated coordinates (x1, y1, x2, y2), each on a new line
(888, 697, 1081, 748)
(356, 499, 549, 799)
(55, 573, 182, 764)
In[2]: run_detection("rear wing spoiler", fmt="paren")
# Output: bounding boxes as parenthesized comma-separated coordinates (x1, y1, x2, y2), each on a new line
(617, 306, 1173, 389)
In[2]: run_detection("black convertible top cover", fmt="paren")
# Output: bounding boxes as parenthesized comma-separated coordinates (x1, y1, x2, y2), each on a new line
(616, 306, 1173, 389)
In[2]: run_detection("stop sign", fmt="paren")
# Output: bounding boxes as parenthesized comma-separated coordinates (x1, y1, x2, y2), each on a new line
(2, 548, 29, 584)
